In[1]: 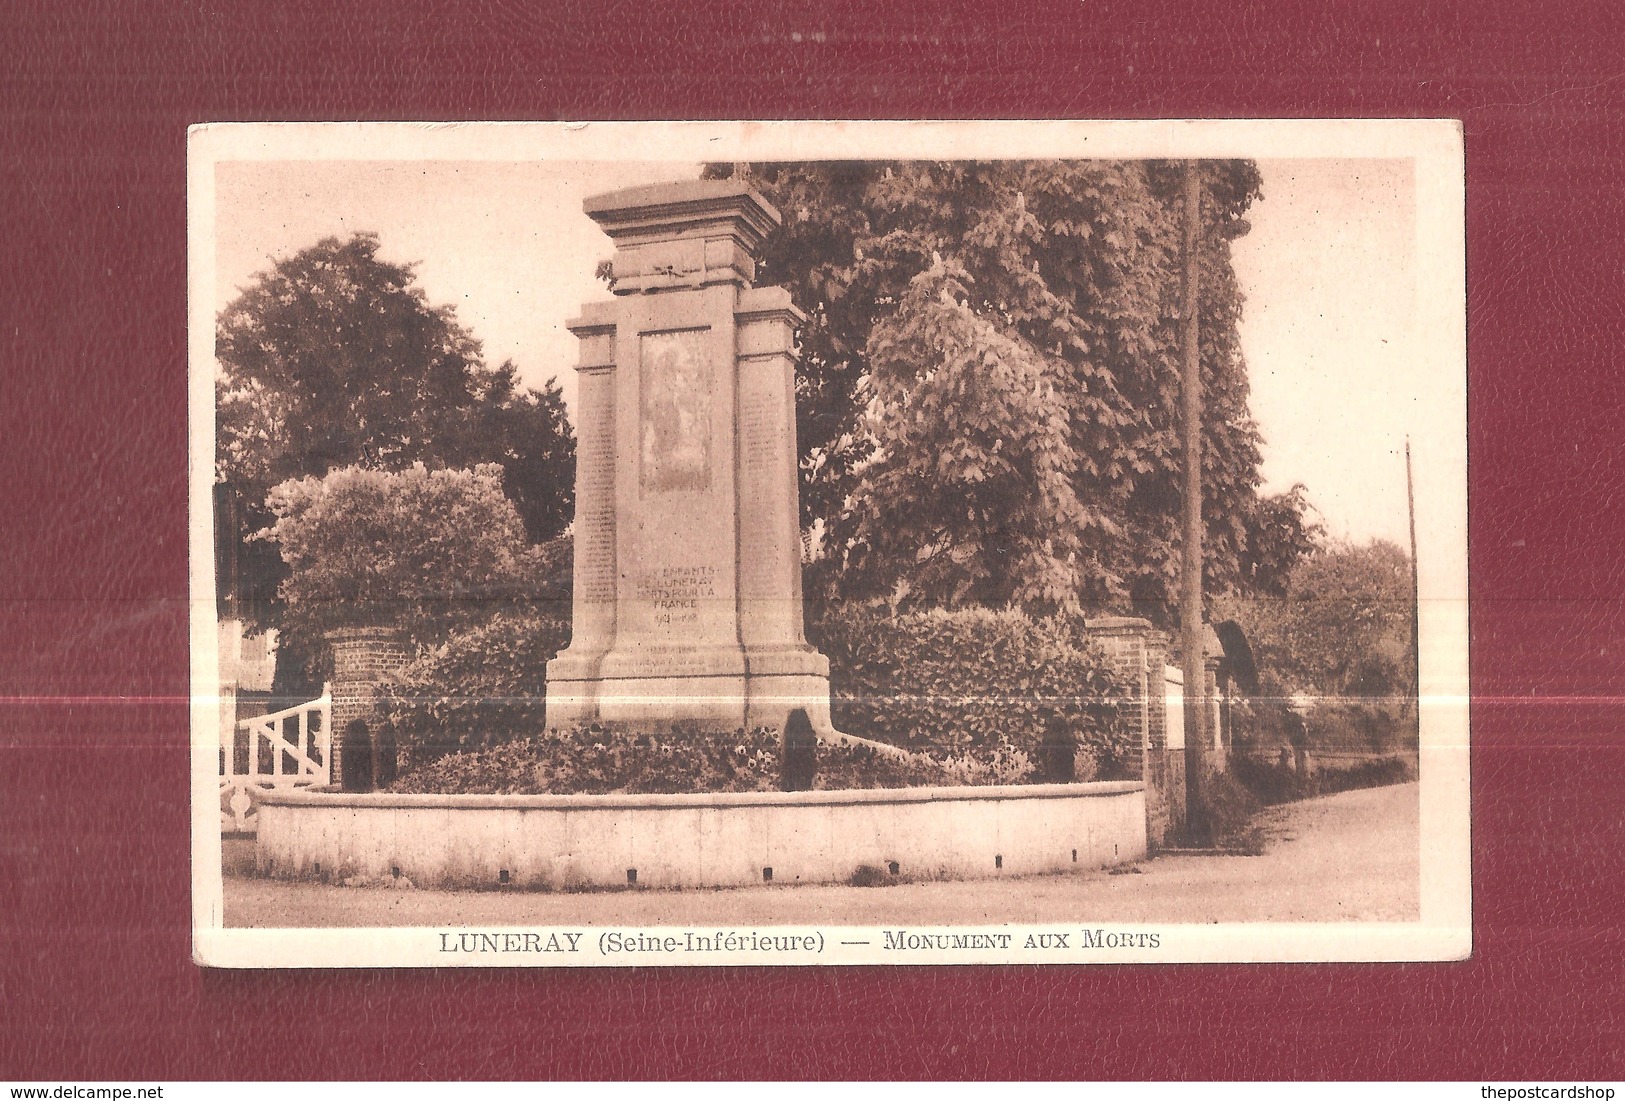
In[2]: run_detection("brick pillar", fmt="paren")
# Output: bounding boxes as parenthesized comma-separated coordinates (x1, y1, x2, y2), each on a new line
(1083, 617, 1152, 779)
(325, 626, 410, 791)
(1085, 617, 1179, 847)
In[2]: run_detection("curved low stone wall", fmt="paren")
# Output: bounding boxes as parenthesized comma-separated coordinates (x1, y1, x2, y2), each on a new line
(254, 781, 1147, 890)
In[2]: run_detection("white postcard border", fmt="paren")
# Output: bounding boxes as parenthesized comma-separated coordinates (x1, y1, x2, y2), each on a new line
(189, 119, 1470, 967)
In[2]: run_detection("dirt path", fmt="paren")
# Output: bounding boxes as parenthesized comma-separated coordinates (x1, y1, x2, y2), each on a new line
(221, 782, 1419, 928)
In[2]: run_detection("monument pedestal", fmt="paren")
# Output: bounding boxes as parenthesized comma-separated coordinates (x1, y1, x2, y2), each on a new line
(546, 180, 832, 734)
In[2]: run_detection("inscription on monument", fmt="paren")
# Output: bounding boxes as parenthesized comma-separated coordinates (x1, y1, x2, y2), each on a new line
(636, 564, 719, 629)
(579, 393, 616, 604)
(737, 384, 781, 603)
(640, 329, 711, 493)
(738, 386, 778, 477)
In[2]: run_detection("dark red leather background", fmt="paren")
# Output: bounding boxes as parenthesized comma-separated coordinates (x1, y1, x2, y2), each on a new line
(4, 0, 1623, 1080)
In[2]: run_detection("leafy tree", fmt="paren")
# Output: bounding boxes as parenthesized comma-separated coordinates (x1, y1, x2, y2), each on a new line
(469, 367, 575, 545)
(1234, 484, 1324, 599)
(1216, 537, 1417, 704)
(843, 256, 1098, 609)
(216, 232, 575, 543)
(258, 464, 545, 657)
(709, 160, 1308, 614)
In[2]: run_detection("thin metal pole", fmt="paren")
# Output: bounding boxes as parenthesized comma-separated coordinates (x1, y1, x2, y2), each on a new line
(1406, 438, 1421, 740)
(1180, 160, 1209, 843)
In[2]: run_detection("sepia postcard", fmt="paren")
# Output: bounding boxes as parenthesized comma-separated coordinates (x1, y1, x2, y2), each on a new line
(189, 119, 1470, 967)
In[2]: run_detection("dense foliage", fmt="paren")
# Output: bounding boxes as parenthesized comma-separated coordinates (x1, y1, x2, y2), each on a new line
(389, 739, 541, 796)
(378, 611, 570, 759)
(365, 594, 1139, 790)
(1216, 538, 1416, 699)
(1231, 753, 1415, 805)
(217, 231, 575, 565)
(216, 232, 576, 692)
(259, 464, 544, 652)
(1216, 537, 1418, 751)
(708, 160, 1316, 616)
(387, 724, 1061, 795)
(808, 603, 1137, 779)
(813, 739, 1034, 789)
(390, 726, 785, 796)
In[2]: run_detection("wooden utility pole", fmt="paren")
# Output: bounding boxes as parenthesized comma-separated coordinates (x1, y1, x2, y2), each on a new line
(1406, 438, 1421, 739)
(1180, 159, 1209, 843)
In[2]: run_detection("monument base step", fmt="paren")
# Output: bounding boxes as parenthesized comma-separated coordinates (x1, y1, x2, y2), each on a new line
(547, 671, 833, 734)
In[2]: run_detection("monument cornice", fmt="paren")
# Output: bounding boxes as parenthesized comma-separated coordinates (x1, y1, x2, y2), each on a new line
(736, 285, 807, 335)
(584, 179, 782, 250)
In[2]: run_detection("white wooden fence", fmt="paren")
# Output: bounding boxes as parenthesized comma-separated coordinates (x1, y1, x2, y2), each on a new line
(219, 686, 331, 834)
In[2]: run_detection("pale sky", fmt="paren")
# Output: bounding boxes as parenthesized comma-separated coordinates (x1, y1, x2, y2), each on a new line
(215, 156, 1430, 547)
(1231, 158, 1422, 548)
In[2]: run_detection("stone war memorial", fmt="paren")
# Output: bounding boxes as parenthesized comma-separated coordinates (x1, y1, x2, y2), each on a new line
(243, 177, 1176, 893)
(545, 180, 833, 735)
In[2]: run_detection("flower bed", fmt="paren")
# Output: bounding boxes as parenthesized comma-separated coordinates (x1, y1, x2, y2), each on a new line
(388, 724, 1061, 796)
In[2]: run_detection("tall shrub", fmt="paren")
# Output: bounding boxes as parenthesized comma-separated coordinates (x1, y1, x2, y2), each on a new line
(259, 463, 545, 657)
(377, 611, 570, 761)
(809, 603, 1136, 779)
